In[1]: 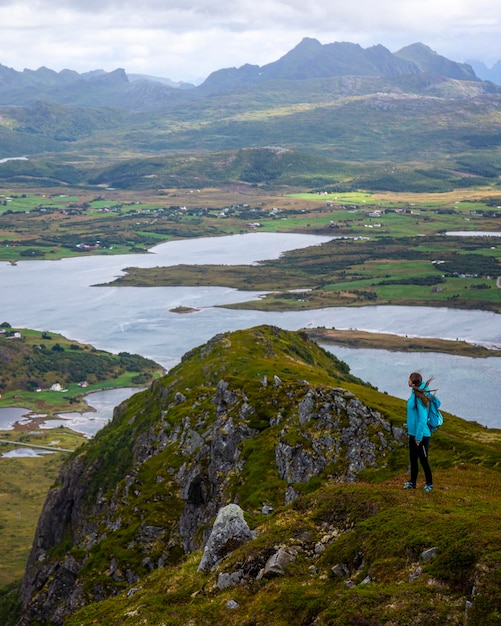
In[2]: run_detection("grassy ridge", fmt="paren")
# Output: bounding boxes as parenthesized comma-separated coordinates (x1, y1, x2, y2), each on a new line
(40, 326, 501, 625)
(2, 326, 501, 624)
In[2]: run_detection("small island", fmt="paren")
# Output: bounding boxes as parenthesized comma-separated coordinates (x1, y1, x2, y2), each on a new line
(169, 306, 200, 314)
(305, 328, 501, 358)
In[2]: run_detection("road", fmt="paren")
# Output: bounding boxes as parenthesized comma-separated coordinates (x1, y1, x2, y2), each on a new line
(0, 439, 74, 453)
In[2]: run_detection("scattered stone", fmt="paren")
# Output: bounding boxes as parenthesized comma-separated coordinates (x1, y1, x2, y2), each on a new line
(421, 547, 437, 563)
(331, 564, 348, 578)
(217, 570, 244, 590)
(226, 599, 239, 610)
(360, 575, 371, 584)
(261, 503, 273, 514)
(126, 587, 140, 597)
(409, 566, 423, 582)
(261, 548, 294, 578)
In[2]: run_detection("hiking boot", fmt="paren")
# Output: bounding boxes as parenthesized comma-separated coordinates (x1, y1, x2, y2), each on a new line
(403, 481, 416, 490)
(423, 484, 434, 493)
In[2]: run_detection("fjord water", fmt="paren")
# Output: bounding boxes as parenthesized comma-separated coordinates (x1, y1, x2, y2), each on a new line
(1, 233, 500, 427)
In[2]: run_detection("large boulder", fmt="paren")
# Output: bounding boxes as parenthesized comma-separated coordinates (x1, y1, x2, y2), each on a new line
(198, 504, 255, 572)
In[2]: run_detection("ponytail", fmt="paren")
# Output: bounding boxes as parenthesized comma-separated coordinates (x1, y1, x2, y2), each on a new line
(409, 372, 433, 407)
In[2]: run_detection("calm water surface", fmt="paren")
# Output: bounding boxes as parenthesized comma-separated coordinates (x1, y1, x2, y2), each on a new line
(1, 233, 500, 428)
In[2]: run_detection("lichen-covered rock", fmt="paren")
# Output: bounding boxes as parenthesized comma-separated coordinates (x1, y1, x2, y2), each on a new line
(275, 387, 403, 494)
(198, 504, 255, 572)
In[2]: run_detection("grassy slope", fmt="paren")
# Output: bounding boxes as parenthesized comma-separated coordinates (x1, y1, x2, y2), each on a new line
(67, 467, 501, 626)
(0, 431, 83, 585)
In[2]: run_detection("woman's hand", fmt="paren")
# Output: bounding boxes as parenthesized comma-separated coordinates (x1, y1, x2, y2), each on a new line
(415, 440, 421, 446)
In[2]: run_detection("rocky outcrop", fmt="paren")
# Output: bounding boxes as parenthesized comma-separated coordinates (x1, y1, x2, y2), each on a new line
(18, 325, 406, 625)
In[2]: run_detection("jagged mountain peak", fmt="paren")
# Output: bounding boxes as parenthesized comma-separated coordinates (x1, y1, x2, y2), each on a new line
(0, 38, 487, 109)
(199, 38, 476, 94)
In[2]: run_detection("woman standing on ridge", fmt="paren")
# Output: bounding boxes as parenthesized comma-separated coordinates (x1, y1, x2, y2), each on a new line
(403, 371, 434, 493)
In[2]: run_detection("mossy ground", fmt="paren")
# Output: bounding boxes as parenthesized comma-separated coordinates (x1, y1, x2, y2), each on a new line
(65, 466, 501, 626)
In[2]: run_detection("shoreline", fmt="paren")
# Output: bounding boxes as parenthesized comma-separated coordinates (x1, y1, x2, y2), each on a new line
(305, 328, 501, 358)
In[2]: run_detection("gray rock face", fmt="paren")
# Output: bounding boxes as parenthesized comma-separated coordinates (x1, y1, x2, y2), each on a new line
(217, 570, 244, 590)
(275, 387, 403, 493)
(198, 504, 255, 572)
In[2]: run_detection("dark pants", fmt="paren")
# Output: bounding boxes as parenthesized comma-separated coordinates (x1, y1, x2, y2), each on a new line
(408, 435, 433, 485)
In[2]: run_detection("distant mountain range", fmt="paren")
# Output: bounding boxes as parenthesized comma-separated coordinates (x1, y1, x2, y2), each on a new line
(466, 59, 501, 84)
(1, 37, 500, 190)
(199, 39, 480, 94)
(0, 39, 498, 111)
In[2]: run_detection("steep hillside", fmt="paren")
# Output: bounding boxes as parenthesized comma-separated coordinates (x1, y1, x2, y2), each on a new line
(12, 326, 501, 626)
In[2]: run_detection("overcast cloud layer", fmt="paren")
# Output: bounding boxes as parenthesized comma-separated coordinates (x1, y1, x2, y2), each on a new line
(0, 0, 499, 82)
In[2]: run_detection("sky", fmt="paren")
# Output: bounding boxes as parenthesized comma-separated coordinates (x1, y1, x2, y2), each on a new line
(0, 0, 499, 84)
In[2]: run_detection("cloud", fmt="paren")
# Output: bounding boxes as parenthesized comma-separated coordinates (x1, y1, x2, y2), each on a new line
(0, 0, 499, 81)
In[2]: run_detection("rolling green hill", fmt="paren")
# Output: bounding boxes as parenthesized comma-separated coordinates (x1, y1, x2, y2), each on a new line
(0, 326, 162, 413)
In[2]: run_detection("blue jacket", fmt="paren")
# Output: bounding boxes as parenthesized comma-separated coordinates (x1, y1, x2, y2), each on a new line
(407, 382, 431, 442)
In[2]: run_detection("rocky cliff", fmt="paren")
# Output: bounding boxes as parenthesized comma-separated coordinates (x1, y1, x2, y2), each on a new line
(18, 325, 405, 624)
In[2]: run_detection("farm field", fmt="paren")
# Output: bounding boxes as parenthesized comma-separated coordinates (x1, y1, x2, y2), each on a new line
(2, 184, 500, 313)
